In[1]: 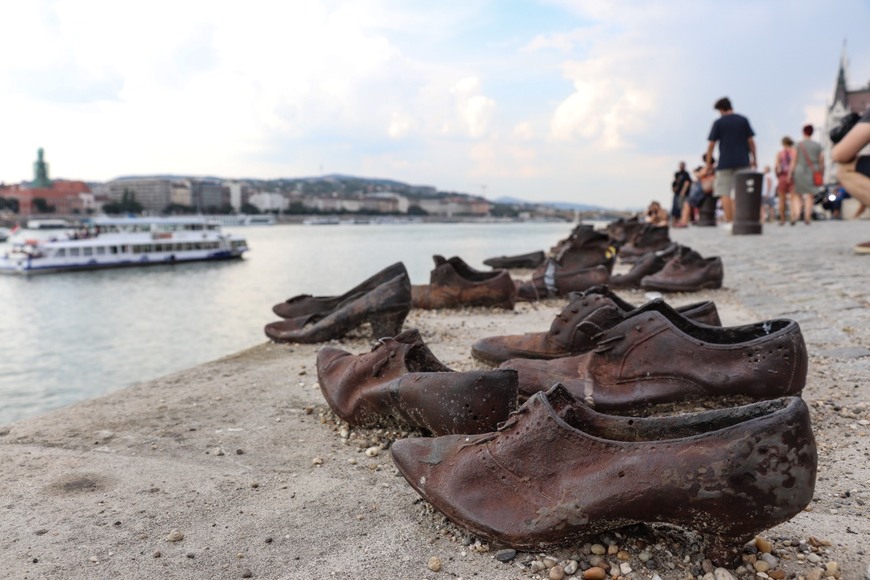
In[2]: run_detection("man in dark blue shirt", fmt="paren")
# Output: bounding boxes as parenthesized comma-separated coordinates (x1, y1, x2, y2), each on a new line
(705, 97, 757, 224)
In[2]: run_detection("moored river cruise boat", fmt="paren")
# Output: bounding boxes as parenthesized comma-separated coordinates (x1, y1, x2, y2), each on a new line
(0, 216, 249, 275)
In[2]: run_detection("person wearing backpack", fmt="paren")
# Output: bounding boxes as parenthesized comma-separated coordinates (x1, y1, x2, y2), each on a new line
(788, 124, 824, 225)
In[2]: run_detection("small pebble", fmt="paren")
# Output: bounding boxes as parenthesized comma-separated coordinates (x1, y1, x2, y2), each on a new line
(264, 537, 272, 544)
(619, 562, 632, 575)
(365, 446, 380, 457)
(241, 569, 253, 578)
(494, 549, 516, 562)
(166, 529, 184, 542)
(713, 569, 736, 580)
(427, 556, 442, 572)
(236, 449, 244, 455)
(607, 544, 619, 555)
(753, 560, 771, 573)
(564, 560, 578, 575)
(549, 565, 565, 580)
(808, 553, 822, 563)
(768, 570, 786, 580)
(186, 552, 195, 559)
(805, 569, 823, 580)
(543, 557, 557, 568)
(583, 567, 607, 580)
(755, 536, 773, 554)
(590, 543, 606, 555)
(638, 551, 652, 563)
(826, 561, 840, 576)
(152, 551, 161, 558)
(312, 457, 323, 466)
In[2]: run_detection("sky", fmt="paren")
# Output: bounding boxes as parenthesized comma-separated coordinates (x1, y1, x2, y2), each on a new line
(1, 0, 869, 210)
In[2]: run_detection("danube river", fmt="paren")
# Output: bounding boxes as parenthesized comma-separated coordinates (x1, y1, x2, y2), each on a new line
(0, 221, 573, 425)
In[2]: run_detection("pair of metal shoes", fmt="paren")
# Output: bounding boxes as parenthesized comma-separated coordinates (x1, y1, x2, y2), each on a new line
(381, 286, 815, 567)
(611, 243, 724, 292)
(265, 262, 411, 343)
(411, 255, 517, 310)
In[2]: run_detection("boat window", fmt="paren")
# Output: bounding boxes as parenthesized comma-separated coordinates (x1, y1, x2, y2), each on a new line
(110, 246, 118, 254)
(83, 247, 93, 256)
(132, 245, 140, 254)
(56, 248, 66, 257)
(70, 248, 80, 257)
(96, 247, 106, 255)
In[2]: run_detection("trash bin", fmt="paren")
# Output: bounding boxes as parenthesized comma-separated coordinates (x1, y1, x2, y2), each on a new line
(732, 170, 763, 235)
(696, 194, 717, 226)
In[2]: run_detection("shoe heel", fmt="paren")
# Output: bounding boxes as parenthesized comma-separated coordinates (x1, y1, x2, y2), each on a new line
(702, 531, 754, 567)
(370, 309, 408, 338)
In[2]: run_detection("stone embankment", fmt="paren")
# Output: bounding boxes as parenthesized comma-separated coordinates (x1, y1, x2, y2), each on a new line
(0, 220, 868, 579)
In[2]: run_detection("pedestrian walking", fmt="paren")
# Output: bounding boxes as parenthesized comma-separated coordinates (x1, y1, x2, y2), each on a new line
(705, 97, 757, 224)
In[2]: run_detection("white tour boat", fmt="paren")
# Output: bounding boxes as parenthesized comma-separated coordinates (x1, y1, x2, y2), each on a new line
(0, 216, 249, 275)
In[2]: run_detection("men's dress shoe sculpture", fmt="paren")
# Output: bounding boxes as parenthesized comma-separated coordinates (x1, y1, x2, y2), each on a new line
(316, 329, 518, 436)
(618, 224, 672, 263)
(412, 256, 517, 310)
(548, 223, 594, 254)
(472, 285, 721, 365)
(391, 384, 817, 567)
(264, 273, 411, 343)
(610, 243, 685, 289)
(604, 215, 643, 247)
(273, 261, 407, 319)
(515, 260, 610, 301)
(550, 228, 616, 271)
(640, 248, 724, 292)
(483, 250, 546, 270)
(499, 299, 806, 407)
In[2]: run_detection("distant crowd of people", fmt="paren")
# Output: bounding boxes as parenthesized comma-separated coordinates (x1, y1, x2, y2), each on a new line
(648, 97, 870, 249)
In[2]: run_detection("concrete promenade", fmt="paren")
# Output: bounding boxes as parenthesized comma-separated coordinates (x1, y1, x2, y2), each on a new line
(1, 219, 869, 579)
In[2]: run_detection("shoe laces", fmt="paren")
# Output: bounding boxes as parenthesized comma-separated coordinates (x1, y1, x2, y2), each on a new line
(592, 333, 625, 353)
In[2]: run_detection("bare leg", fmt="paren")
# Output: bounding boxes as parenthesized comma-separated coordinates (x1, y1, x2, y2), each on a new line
(789, 192, 802, 225)
(802, 193, 812, 224)
(838, 160, 870, 205)
(776, 190, 788, 225)
(720, 196, 733, 223)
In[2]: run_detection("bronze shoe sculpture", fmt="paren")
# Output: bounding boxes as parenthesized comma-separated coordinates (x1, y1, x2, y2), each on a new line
(500, 299, 806, 407)
(550, 228, 616, 271)
(264, 273, 411, 343)
(483, 250, 545, 270)
(515, 260, 610, 301)
(412, 255, 517, 310)
(610, 243, 684, 288)
(605, 215, 642, 247)
(273, 261, 407, 319)
(640, 248, 724, 292)
(316, 329, 518, 435)
(391, 384, 817, 567)
(618, 224, 671, 263)
(471, 285, 721, 365)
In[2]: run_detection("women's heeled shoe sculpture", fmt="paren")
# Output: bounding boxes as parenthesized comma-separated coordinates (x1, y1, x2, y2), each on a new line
(412, 255, 517, 310)
(500, 299, 806, 408)
(391, 384, 817, 567)
(264, 273, 411, 343)
(316, 329, 518, 435)
(273, 262, 407, 319)
(471, 285, 721, 366)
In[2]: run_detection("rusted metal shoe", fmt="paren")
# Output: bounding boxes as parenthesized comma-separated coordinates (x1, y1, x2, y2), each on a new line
(272, 262, 407, 319)
(412, 256, 517, 310)
(515, 260, 610, 301)
(391, 384, 817, 567)
(550, 228, 616, 270)
(640, 248, 724, 292)
(610, 243, 684, 288)
(483, 250, 546, 270)
(264, 273, 411, 343)
(500, 299, 806, 407)
(316, 329, 518, 435)
(471, 285, 721, 365)
(618, 224, 672, 263)
(605, 215, 643, 247)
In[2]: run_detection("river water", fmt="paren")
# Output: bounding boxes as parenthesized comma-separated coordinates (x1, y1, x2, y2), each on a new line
(0, 221, 572, 425)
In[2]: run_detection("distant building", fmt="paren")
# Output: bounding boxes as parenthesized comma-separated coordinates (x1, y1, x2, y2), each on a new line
(108, 178, 172, 212)
(824, 48, 870, 176)
(416, 195, 491, 217)
(0, 149, 92, 215)
(248, 192, 288, 212)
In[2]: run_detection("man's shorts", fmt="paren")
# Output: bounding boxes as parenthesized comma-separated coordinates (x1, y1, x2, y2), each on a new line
(714, 167, 750, 198)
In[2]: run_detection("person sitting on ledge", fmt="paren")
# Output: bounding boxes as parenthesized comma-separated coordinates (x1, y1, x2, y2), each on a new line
(645, 201, 670, 227)
(831, 110, 870, 253)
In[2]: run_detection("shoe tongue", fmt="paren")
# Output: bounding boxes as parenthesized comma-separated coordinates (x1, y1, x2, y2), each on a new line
(543, 383, 580, 414)
(674, 249, 704, 265)
(568, 304, 625, 349)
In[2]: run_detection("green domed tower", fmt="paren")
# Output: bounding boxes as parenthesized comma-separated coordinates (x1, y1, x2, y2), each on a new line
(33, 147, 52, 188)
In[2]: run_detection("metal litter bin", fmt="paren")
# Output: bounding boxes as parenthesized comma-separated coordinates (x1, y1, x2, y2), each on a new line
(732, 170, 763, 235)
(696, 194, 717, 226)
